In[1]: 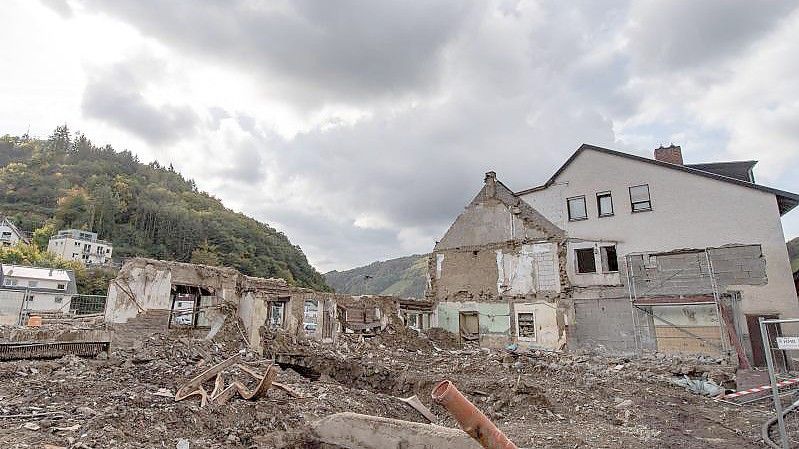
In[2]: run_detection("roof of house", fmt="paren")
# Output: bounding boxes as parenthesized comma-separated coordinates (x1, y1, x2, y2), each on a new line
(514, 144, 799, 215)
(0, 217, 30, 244)
(685, 161, 757, 182)
(1, 264, 72, 282)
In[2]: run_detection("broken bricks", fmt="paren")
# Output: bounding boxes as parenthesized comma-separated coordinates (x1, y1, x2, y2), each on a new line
(174, 354, 277, 407)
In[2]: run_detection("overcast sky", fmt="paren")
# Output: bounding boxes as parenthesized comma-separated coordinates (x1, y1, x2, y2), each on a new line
(2, 1, 799, 272)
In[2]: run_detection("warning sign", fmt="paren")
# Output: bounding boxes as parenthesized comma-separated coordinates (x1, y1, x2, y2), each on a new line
(776, 337, 799, 350)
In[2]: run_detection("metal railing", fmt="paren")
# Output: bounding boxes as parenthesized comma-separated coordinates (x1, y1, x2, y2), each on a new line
(760, 317, 799, 448)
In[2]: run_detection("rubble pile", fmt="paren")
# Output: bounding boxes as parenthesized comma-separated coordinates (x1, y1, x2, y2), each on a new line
(0, 323, 775, 448)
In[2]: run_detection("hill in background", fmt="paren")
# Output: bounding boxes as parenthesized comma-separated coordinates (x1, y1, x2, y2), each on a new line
(0, 126, 328, 291)
(789, 237, 799, 273)
(325, 254, 428, 298)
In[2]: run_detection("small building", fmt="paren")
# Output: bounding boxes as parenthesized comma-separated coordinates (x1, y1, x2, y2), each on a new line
(0, 264, 77, 324)
(47, 229, 113, 265)
(0, 217, 28, 247)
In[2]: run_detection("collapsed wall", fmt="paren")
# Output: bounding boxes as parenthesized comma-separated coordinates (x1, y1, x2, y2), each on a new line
(428, 172, 571, 350)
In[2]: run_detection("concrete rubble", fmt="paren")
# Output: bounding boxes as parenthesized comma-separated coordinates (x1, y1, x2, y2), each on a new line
(0, 309, 782, 449)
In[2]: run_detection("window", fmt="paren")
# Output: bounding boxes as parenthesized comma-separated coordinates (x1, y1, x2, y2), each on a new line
(629, 184, 652, 212)
(57, 283, 66, 290)
(601, 246, 618, 272)
(567, 196, 588, 221)
(596, 192, 614, 217)
(575, 248, 596, 273)
(517, 312, 536, 340)
(268, 301, 286, 328)
(28, 280, 38, 288)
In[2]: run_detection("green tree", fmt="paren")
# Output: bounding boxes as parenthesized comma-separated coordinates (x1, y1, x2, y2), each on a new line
(32, 222, 56, 250)
(190, 240, 221, 266)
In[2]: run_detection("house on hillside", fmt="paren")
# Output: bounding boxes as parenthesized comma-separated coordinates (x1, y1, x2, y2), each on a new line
(428, 144, 799, 365)
(0, 264, 77, 324)
(0, 217, 29, 247)
(47, 229, 113, 266)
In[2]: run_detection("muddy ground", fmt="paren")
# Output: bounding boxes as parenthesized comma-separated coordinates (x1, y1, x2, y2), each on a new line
(0, 324, 779, 448)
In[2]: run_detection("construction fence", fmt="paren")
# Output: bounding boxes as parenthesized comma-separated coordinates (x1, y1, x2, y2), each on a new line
(0, 288, 107, 325)
(760, 317, 799, 449)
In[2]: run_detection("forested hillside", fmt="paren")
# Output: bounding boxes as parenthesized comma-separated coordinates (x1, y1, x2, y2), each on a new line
(0, 126, 329, 290)
(789, 237, 799, 273)
(325, 254, 428, 298)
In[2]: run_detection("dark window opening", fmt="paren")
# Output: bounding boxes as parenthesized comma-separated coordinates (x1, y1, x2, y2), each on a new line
(601, 245, 619, 272)
(567, 196, 588, 221)
(629, 184, 652, 212)
(576, 248, 597, 273)
(596, 191, 614, 217)
(517, 312, 536, 340)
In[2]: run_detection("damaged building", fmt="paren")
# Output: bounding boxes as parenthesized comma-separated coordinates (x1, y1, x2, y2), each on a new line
(429, 144, 799, 364)
(427, 171, 570, 350)
(104, 258, 425, 353)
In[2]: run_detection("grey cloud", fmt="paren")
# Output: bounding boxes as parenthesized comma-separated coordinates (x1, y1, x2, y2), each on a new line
(39, 0, 73, 18)
(81, 58, 198, 145)
(627, 0, 797, 70)
(83, 0, 476, 108)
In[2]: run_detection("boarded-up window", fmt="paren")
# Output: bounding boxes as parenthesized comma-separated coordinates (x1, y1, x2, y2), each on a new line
(517, 312, 536, 340)
(576, 248, 596, 273)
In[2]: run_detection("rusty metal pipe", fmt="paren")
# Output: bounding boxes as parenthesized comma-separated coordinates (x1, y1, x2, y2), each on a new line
(431, 380, 518, 449)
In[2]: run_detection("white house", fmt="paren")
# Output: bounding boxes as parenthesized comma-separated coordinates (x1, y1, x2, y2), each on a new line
(0, 264, 77, 324)
(47, 229, 113, 265)
(429, 144, 799, 365)
(0, 217, 28, 247)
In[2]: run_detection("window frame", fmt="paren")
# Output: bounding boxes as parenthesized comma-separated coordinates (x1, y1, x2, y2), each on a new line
(566, 195, 588, 221)
(516, 311, 537, 341)
(600, 245, 619, 273)
(596, 191, 614, 217)
(628, 184, 652, 212)
(575, 248, 597, 274)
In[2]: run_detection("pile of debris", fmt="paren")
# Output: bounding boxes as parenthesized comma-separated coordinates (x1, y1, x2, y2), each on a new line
(0, 319, 774, 448)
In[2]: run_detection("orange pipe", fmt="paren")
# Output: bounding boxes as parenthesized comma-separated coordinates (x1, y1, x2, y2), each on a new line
(431, 380, 518, 449)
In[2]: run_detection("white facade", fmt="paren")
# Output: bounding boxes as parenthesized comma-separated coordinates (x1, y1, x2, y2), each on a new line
(47, 229, 113, 265)
(0, 264, 75, 316)
(0, 218, 28, 247)
(518, 147, 799, 318)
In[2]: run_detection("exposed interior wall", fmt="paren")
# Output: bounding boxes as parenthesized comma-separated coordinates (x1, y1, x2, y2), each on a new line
(436, 301, 511, 348)
(510, 301, 562, 350)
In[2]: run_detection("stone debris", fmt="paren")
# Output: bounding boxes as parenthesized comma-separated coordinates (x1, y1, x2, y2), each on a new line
(0, 320, 777, 448)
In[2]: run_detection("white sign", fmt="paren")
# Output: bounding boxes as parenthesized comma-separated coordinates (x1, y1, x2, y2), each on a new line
(776, 336, 799, 350)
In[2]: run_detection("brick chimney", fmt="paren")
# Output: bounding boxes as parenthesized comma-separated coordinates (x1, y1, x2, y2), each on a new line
(484, 171, 497, 198)
(654, 144, 683, 165)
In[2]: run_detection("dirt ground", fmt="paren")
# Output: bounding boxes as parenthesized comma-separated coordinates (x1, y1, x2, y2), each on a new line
(0, 323, 779, 449)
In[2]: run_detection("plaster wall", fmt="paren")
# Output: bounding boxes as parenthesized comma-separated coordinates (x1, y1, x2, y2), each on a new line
(105, 263, 173, 324)
(436, 200, 547, 250)
(520, 149, 799, 318)
(511, 301, 560, 350)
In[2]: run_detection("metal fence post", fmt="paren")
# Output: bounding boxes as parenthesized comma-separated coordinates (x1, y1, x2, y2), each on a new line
(762, 317, 789, 448)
